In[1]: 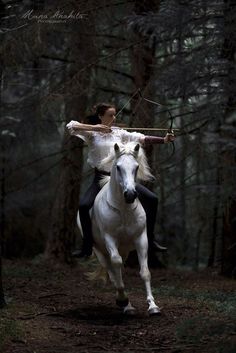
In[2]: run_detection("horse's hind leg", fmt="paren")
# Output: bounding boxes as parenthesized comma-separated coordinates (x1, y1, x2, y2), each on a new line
(104, 234, 136, 315)
(135, 232, 161, 315)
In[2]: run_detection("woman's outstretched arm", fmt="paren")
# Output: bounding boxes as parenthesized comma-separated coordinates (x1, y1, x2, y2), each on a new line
(140, 132, 175, 145)
(66, 120, 111, 134)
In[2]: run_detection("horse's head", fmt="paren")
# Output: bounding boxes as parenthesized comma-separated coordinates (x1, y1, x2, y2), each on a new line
(114, 143, 140, 203)
(99, 141, 155, 202)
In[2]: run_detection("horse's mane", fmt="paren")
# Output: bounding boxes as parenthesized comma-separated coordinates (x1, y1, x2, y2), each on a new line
(99, 142, 155, 187)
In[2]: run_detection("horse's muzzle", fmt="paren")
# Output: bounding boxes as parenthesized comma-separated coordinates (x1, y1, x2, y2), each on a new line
(124, 190, 137, 203)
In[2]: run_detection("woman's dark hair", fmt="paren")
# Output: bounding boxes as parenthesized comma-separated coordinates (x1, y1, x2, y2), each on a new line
(85, 114, 101, 125)
(85, 102, 115, 125)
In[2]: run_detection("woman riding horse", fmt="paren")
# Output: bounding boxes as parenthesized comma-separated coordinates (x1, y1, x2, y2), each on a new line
(66, 103, 175, 260)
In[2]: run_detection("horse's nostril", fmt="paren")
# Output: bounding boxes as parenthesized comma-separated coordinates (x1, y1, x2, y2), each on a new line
(124, 190, 131, 197)
(124, 190, 137, 203)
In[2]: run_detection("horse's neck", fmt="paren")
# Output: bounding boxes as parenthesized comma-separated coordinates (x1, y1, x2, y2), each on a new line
(107, 169, 123, 208)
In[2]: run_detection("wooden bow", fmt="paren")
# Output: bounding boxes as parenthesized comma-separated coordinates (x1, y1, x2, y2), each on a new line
(116, 88, 178, 161)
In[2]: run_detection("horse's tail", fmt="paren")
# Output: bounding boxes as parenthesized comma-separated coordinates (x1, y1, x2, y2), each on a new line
(85, 264, 108, 284)
(85, 248, 109, 284)
(76, 210, 83, 238)
(77, 210, 108, 283)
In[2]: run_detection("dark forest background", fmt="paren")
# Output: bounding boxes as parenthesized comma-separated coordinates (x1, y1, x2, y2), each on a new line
(0, 0, 235, 287)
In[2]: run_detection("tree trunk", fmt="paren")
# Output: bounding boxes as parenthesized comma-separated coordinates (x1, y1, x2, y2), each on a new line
(44, 125, 84, 264)
(0, 132, 8, 309)
(0, 27, 6, 305)
(127, 0, 161, 267)
(131, 1, 160, 170)
(176, 5, 188, 266)
(208, 151, 220, 268)
(45, 22, 93, 263)
(0, 140, 6, 307)
(194, 133, 202, 271)
(179, 109, 187, 265)
(0, 257, 5, 308)
(221, 0, 236, 277)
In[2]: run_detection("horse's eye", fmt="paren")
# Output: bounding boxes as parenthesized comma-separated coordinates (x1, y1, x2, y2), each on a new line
(117, 165, 121, 172)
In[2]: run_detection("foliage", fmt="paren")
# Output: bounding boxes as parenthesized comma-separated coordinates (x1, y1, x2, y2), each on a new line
(176, 316, 236, 352)
(0, 316, 23, 351)
(153, 284, 236, 316)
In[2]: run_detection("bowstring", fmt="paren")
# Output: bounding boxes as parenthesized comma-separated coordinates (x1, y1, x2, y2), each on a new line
(115, 88, 141, 119)
(117, 88, 175, 162)
(138, 88, 175, 163)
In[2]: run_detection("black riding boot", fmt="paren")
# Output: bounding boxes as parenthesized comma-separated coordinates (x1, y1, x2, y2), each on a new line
(72, 169, 105, 258)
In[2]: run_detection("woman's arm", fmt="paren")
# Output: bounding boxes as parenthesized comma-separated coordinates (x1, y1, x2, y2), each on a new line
(140, 132, 175, 145)
(66, 120, 111, 133)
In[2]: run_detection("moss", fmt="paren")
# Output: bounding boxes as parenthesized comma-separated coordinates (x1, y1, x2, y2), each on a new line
(153, 285, 236, 316)
(3, 265, 34, 279)
(176, 316, 235, 345)
(0, 316, 23, 351)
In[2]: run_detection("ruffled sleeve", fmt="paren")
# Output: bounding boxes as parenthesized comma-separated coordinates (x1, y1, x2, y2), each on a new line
(66, 121, 93, 144)
(119, 128, 145, 144)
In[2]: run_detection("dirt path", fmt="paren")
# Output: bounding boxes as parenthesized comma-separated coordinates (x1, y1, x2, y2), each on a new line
(1, 260, 236, 353)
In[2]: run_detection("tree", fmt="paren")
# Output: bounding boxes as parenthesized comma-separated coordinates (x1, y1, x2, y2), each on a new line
(45, 6, 96, 263)
(0, 132, 6, 307)
(0, 0, 7, 308)
(127, 0, 166, 267)
(221, 0, 236, 277)
(44, 98, 85, 263)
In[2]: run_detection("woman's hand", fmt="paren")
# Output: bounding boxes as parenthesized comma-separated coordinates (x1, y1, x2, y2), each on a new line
(94, 124, 112, 133)
(66, 120, 80, 131)
(164, 131, 175, 143)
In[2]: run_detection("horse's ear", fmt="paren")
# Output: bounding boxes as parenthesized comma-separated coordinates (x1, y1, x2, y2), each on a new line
(114, 143, 120, 153)
(134, 144, 140, 153)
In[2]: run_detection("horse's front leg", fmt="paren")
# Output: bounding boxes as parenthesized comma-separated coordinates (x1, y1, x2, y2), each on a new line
(135, 231, 161, 316)
(104, 233, 136, 315)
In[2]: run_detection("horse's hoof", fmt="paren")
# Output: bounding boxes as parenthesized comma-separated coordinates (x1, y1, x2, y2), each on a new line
(148, 307, 161, 316)
(123, 306, 136, 316)
(123, 302, 136, 316)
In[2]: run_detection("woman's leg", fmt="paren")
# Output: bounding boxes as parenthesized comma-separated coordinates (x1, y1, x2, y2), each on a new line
(76, 175, 101, 257)
(136, 184, 167, 254)
(136, 183, 158, 245)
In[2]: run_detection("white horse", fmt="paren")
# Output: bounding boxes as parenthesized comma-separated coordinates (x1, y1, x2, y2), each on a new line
(78, 142, 161, 316)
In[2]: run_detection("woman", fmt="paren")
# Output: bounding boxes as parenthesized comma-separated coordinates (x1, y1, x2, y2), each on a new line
(67, 103, 175, 259)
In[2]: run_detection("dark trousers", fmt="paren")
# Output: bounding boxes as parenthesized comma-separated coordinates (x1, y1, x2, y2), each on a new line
(79, 169, 158, 252)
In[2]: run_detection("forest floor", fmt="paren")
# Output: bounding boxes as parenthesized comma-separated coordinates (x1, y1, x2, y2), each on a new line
(1, 258, 236, 353)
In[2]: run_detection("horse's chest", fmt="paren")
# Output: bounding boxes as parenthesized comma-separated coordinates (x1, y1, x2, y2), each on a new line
(112, 209, 145, 237)
(94, 196, 146, 238)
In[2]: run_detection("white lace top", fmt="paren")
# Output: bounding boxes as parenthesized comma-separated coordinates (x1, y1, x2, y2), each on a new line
(67, 122, 144, 172)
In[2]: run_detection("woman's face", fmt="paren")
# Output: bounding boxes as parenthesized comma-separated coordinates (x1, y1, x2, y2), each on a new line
(100, 107, 116, 126)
